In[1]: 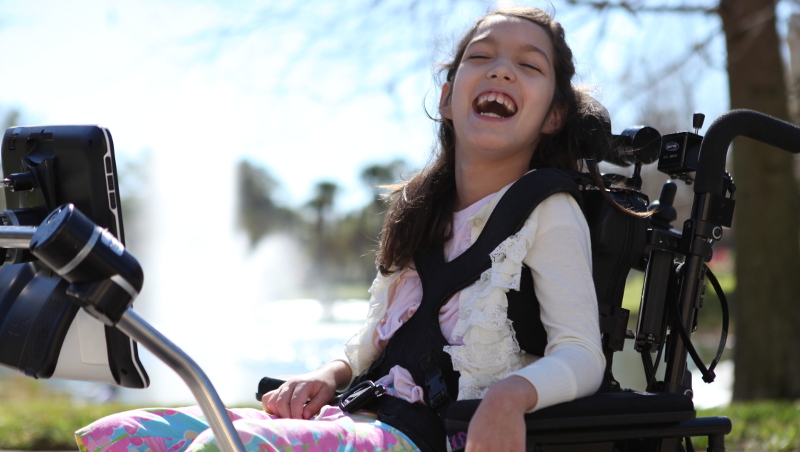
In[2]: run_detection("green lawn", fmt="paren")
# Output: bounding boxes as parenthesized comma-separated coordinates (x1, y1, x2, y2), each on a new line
(696, 401, 800, 451)
(0, 377, 136, 450)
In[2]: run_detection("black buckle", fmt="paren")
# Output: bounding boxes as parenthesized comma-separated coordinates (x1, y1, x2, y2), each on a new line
(426, 371, 450, 410)
(338, 380, 386, 413)
(420, 351, 451, 411)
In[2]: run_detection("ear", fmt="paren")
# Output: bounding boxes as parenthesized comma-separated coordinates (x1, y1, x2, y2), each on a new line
(439, 82, 453, 120)
(542, 104, 565, 135)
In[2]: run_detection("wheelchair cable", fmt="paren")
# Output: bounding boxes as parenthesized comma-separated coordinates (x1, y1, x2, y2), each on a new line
(668, 265, 730, 384)
(703, 266, 730, 378)
(642, 339, 665, 392)
(669, 300, 714, 383)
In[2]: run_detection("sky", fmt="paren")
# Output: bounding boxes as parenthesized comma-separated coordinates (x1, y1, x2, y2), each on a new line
(0, 0, 437, 210)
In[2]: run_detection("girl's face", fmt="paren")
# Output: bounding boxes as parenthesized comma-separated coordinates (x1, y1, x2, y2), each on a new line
(441, 15, 561, 164)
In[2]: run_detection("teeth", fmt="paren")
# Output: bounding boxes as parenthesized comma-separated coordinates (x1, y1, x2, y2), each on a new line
(476, 92, 517, 116)
(481, 112, 502, 118)
(503, 97, 517, 113)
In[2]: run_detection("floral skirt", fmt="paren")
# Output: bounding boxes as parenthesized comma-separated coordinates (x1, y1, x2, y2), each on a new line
(75, 405, 420, 452)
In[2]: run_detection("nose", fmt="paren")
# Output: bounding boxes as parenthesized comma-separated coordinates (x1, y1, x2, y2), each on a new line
(487, 59, 514, 81)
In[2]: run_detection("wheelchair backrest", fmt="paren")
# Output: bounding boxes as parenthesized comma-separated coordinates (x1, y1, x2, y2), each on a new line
(581, 185, 649, 389)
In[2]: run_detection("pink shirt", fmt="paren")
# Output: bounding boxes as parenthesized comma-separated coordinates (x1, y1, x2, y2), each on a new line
(373, 192, 497, 402)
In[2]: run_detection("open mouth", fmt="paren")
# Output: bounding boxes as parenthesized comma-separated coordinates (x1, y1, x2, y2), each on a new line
(474, 92, 517, 118)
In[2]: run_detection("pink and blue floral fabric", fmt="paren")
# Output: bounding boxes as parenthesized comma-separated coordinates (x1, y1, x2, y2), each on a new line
(75, 405, 419, 452)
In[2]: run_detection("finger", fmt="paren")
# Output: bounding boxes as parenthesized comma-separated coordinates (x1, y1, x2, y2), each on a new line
(272, 385, 296, 419)
(262, 390, 287, 417)
(264, 389, 289, 418)
(290, 383, 311, 419)
(261, 390, 275, 414)
(303, 387, 331, 419)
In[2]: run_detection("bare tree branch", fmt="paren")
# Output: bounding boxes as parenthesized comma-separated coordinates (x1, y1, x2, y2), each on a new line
(628, 25, 724, 93)
(565, 0, 718, 15)
(172, 0, 475, 122)
(611, 2, 778, 98)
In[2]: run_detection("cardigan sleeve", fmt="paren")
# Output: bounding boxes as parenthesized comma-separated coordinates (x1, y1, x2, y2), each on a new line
(340, 271, 398, 386)
(507, 192, 605, 411)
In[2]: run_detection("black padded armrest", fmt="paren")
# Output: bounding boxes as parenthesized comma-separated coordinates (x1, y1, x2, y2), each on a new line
(445, 391, 695, 433)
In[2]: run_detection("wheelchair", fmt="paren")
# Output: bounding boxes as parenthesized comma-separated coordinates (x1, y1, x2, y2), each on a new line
(0, 109, 799, 452)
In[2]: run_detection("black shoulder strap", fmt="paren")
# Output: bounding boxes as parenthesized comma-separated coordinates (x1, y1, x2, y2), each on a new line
(472, 168, 583, 255)
(415, 168, 583, 289)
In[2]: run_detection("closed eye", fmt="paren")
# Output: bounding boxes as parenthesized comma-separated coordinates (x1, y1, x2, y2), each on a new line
(521, 63, 542, 73)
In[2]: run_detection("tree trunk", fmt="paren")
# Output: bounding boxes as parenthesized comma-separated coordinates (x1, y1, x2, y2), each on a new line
(719, 0, 800, 400)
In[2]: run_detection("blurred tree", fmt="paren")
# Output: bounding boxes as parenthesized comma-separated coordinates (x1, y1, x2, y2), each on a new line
(306, 160, 412, 292)
(306, 180, 339, 302)
(235, 159, 412, 294)
(718, 0, 800, 400)
(307, 181, 338, 221)
(346, 159, 410, 283)
(236, 159, 299, 246)
(360, 159, 409, 195)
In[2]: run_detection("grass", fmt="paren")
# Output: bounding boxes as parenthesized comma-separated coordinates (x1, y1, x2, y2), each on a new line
(695, 401, 800, 451)
(0, 376, 138, 451)
(1, 375, 799, 451)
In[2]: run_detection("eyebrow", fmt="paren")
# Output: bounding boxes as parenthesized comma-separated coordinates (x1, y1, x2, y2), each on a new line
(468, 35, 552, 66)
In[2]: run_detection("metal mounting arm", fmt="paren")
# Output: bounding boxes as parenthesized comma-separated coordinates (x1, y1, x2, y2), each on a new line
(0, 225, 37, 249)
(116, 309, 246, 452)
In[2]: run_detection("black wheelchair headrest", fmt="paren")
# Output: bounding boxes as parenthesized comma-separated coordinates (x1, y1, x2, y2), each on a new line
(574, 95, 613, 163)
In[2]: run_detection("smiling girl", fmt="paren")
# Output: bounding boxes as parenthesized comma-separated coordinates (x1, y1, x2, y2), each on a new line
(77, 6, 604, 452)
(349, 7, 605, 451)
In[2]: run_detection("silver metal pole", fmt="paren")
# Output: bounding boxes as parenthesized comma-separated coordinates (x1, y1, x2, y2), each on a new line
(116, 308, 245, 452)
(0, 225, 36, 248)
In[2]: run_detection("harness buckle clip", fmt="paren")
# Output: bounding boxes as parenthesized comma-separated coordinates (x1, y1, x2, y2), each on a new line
(338, 380, 386, 413)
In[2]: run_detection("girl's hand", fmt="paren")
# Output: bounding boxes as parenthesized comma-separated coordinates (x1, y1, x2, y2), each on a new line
(465, 376, 538, 452)
(262, 361, 351, 419)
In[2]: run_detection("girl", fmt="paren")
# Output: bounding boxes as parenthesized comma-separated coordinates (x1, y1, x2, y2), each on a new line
(76, 6, 605, 452)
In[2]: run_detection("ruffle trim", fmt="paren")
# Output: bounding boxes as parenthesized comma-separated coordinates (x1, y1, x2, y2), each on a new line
(445, 217, 540, 400)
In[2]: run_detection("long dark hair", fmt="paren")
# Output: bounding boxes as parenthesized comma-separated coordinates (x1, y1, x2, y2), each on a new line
(377, 7, 602, 276)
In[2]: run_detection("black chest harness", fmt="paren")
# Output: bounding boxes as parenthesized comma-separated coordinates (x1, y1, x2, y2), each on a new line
(347, 169, 583, 452)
